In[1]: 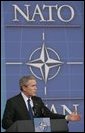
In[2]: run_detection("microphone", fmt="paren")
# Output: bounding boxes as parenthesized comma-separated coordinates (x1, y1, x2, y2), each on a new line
(33, 103, 40, 117)
(33, 103, 46, 117)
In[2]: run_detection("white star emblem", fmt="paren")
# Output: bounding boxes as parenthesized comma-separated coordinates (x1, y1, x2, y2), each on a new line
(26, 43, 63, 83)
(39, 121, 47, 131)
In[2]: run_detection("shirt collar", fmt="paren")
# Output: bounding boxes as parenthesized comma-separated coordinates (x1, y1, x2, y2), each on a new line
(21, 92, 28, 103)
(21, 92, 33, 107)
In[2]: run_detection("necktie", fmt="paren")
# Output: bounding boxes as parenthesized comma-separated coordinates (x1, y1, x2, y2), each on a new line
(27, 99, 34, 120)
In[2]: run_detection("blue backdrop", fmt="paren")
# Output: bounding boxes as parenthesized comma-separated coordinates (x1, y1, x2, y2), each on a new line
(1, 1, 84, 132)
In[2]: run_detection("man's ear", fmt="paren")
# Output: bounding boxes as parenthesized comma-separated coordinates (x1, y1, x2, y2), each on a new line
(22, 86, 26, 91)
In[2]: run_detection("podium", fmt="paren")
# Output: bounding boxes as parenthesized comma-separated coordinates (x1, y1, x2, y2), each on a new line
(6, 119, 69, 132)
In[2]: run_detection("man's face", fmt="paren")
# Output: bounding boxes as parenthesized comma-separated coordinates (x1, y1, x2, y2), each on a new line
(23, 79, 37, 97)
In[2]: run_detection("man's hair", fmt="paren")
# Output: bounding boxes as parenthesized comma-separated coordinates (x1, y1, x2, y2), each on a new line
(19, 75, 36, 91)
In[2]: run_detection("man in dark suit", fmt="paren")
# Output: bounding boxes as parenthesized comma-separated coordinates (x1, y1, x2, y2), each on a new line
(2, 75, 81, 130)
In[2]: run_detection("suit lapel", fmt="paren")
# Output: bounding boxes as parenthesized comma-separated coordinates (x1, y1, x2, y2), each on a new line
(17, 94, 31, 118)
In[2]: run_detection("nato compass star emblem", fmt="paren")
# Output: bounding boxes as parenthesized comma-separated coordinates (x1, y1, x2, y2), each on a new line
(34, 118, 51, 132)
(26, 43, 63, 84)
(39, 121, 48, 132)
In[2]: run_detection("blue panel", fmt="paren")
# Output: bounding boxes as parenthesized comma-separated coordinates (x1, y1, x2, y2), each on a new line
(1, 1, 84, 132)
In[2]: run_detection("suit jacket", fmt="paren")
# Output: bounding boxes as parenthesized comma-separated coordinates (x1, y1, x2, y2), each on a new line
(2, 93, 65, 129)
